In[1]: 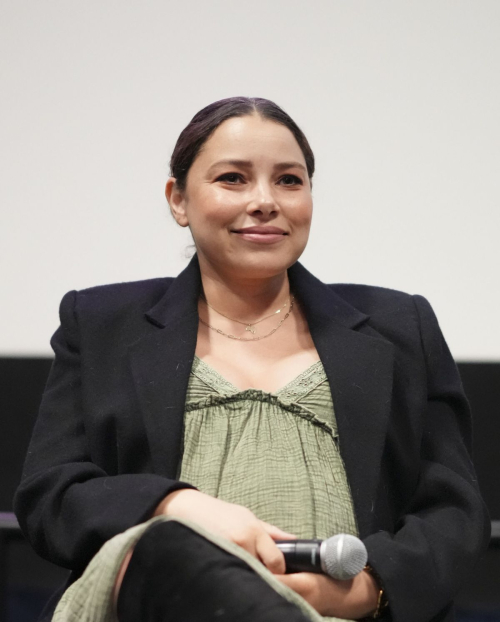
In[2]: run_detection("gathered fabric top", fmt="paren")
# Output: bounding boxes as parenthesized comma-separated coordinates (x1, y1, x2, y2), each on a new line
(179, 356, 358, 541)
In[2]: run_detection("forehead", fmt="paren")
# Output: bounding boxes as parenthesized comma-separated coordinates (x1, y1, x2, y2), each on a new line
(196, 114, 305, 166)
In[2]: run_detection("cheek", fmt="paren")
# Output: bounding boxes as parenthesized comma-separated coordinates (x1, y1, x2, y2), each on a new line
(290, 198, 313, 225)
(211, 188, 246, 212)
(188, 188, 244, 224)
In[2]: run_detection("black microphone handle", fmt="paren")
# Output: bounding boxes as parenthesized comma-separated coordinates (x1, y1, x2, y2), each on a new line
(276, 540, 324, 574)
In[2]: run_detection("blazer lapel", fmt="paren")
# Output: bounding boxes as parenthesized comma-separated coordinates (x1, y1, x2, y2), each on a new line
(129, 256, 201, 478)
(289, 263, 394, 538)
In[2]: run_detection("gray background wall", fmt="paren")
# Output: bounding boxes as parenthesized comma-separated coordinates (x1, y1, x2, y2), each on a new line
(1, 0, 499, 360)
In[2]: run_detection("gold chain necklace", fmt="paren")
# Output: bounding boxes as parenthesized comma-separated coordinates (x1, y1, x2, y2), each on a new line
(199, 296, 295, 341)
(201, 295, 290, 335)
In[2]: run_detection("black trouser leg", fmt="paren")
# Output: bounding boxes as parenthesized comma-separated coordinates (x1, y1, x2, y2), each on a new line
(117, 521, 310, 622)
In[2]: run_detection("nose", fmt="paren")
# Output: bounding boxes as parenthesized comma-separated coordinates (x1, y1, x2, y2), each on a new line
(246, 182, 279, 218)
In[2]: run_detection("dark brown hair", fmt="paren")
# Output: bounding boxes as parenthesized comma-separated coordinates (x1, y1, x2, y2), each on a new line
(169, 97, 315, 191)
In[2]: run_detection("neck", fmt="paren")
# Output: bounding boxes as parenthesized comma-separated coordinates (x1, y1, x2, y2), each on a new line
(199, 265, 291, 321)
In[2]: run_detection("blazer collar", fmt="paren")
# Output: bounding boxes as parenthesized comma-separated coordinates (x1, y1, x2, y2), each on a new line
(288, 261, 368, 330)
(145, 255, 202, 328)
(132, 254, 393, 537)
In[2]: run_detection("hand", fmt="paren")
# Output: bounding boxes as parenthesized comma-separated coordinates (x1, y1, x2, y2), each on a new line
(155, 489, 296, 574)
(275, 569, 379, 619)
(113, 490, 296, 610)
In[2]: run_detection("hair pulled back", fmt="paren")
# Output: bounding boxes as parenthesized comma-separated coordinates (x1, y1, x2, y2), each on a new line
(169, 97, 315, 191)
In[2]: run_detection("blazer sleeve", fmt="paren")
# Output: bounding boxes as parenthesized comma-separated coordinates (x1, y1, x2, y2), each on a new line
(14, 290, 195, 571)
(363, 295, 491, 622)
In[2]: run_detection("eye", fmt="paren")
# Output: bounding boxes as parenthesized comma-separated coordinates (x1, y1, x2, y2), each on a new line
(216, 172, 244, 184)
(279, 174, 303, 186)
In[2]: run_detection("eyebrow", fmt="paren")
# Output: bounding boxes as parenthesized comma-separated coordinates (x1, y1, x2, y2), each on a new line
(207, 159, 307, 174)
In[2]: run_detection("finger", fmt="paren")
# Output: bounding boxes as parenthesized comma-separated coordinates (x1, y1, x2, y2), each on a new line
(230, 529, 259, 560)
(259, 520, 297, 540)
(255, 532, 287, 575)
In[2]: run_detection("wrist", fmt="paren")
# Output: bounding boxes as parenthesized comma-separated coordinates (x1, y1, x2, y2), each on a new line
(153, 488, 198, 517)
(318, 569, 380, 619)
(362, 565, 388, 619)
(345, 569, 379, 619)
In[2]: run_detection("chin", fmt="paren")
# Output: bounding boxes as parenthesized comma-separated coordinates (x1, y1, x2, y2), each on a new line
(227, 251, 302, 280)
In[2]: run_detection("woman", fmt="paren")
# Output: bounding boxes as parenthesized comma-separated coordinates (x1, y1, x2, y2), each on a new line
(15, 97, 490, 622)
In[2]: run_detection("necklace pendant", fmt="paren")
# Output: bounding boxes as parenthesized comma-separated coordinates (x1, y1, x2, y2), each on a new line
(245, 325, 256, 334)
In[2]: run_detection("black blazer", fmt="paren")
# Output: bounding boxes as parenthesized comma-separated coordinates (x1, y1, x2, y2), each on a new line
(14, 256, 490, 622)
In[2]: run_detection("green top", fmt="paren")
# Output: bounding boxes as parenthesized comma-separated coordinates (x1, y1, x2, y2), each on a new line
(179, 357, 359, 621)
(180, 356, 358, 539)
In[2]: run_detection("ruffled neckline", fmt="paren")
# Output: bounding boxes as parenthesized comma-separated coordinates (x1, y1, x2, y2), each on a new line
(190, 355, 327, 400)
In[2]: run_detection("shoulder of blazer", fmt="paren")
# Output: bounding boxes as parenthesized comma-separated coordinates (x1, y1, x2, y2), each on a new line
(327, 283, 429, 347)
(72, 277, 175, 315)
(329, 282, 419, 316)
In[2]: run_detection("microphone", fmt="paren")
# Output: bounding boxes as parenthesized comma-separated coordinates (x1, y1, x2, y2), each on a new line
(276, 534, 368, 580)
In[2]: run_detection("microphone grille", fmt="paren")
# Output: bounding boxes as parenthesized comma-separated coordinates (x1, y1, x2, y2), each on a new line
(322, 533, 368, 580)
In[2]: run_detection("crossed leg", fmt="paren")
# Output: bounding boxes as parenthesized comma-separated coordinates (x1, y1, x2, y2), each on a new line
(117, 520, 311, 622)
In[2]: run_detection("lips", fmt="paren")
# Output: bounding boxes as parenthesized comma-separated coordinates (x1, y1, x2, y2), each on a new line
(231, 226, 288, 244)
(232, 226, 287, 235)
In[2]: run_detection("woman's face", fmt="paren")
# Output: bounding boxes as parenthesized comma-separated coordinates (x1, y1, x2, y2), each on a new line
(167, 114, 313, 281)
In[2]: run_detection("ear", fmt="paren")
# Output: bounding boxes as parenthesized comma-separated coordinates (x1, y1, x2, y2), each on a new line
(165, 177, 189, 227)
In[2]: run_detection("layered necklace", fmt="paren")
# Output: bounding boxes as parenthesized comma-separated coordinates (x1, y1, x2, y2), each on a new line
(199, 294, 295, 341)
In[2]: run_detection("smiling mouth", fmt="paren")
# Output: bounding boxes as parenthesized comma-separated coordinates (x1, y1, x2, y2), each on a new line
(232, 227, 288, 235)
(231, 228, 288, 244)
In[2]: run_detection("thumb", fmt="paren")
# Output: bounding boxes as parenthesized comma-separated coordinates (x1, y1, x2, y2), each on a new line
(259, 520, 297, 541)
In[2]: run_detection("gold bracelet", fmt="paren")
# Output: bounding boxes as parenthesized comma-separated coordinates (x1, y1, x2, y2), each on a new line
(364, 565, 389, 619)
